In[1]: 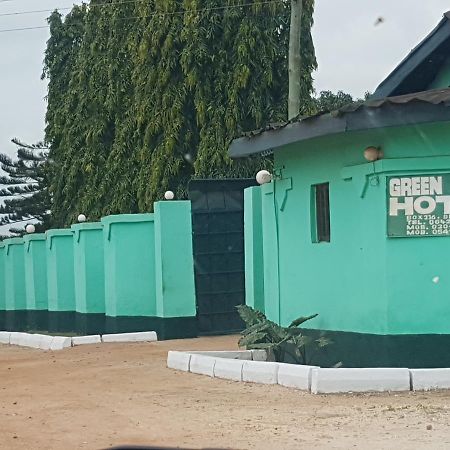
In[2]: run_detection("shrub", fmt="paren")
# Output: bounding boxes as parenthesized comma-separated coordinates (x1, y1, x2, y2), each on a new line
(237, 305, 331, 365)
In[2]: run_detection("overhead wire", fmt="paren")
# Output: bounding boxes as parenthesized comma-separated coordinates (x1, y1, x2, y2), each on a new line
(0, 0, 285, 33)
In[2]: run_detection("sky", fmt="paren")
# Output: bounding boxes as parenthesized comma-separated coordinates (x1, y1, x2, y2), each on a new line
(0, 0, 450, 158)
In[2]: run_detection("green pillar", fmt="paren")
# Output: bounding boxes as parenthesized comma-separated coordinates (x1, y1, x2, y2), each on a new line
(261, 182, 280, 324)
(72, 222, 105, 334)
(46, 229, 76, 332)
(244, 186, 265, 313)
(101, 214, 157, 333)
(4, 238, 26, 331)
(0, 243, 5, 330)
(24, 234, 48, 331)
(154, 201, 197, 339)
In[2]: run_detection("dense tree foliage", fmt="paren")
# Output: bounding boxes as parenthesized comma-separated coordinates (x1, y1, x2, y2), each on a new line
(311, 90, 371, 114)
(43, 0, 317, 226)
(0, 139, 51, 237)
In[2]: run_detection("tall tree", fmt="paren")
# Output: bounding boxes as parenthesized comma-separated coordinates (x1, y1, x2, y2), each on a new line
(43, 0, 317, 226)
(0, 139, 51, 237)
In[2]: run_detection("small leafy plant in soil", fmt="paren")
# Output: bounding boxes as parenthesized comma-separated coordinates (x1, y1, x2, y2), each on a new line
(237, 305, 332, 365)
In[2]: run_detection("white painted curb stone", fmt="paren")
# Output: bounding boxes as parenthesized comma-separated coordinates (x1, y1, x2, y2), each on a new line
(189, 350, 253, 360)
(50, 336, 72, 351)
(38, 335, 54, 350)
(27, 334, 44, 349)
(189, 354, 216, 377)
(251, 350, 269, 361)
(72, 335, 101, 346)
(311, 368, 411, 394)
(0, 331, 10, 344)
(102, 331, 157, 343)
(242, 360, 279, 384)
(167, 351, 192, 371)
(410, 369, 450, 391)
(278, 363, 318, 391)
(9, 332, 23, 346)
(214, 357, 244, 382)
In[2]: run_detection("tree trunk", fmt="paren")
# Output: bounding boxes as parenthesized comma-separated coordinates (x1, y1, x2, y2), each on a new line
(288, 0, 303, 120)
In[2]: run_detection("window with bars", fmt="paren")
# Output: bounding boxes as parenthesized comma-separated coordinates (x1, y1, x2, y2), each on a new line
(312, 183, 330, 243)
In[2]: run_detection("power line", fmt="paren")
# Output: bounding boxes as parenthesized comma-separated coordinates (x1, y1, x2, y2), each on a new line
(0, 0, 140, 18)
(0, 24, 47, 33)
(0, 0, 284, 33)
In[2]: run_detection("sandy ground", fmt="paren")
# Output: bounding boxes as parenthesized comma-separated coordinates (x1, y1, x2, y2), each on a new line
(1, 335, 450, 450)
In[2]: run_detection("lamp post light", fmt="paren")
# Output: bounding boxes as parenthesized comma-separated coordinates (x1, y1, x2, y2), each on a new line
(25, 224, 36, 234)
(77, 214, 87, 223)
(164, 190, 175, 200)
(364, 146, 383, 162)
(256, 169, 272, 185)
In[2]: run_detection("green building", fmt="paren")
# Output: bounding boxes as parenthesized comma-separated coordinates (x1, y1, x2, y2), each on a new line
(232, 12, 450, 367)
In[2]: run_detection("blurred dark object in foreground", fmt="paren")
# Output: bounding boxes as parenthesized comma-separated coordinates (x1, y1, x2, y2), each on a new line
(107, 446, 230, 450)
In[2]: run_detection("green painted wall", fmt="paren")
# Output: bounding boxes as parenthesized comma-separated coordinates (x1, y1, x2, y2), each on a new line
(4, 239, 26, 311)
(72, 223, 105, 314)
(244, 187, 265, 312)
(251, 121, 450, 336)
(0, 202, 196, 334)
(23, 234, 48, 311)
(102, 214, 157, 317)
(428, 58, 450, 89)
(46, 230, 76, 312)
(154, 201, 196, 318)
(0, 244, 5, 312)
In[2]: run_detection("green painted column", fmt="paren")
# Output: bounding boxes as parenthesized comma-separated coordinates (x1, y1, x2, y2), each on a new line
(101, 214, 157, 333)
(154, 201, 197, 338)
(244, 186, 265, 313)
(23, 234, 48, 331)
(46, 229, 76, 332)
(72, 222, 105, 334)
(260, 182, 280, 324)
(4, 238, 26, 331)
(0, 243, 5, 330)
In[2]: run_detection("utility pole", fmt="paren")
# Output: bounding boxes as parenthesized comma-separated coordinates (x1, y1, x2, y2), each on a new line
(288, 0, 303, 120)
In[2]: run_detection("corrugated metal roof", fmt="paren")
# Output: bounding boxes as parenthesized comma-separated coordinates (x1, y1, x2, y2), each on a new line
(230, 88, 450, 158)
(242, 87, 450, 138)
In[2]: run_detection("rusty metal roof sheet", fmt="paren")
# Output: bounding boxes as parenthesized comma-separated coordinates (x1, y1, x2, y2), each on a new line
(230, 88, 450, 158)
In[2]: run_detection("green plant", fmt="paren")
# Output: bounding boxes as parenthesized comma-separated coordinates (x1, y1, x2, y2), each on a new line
(237, 304, 331, 365)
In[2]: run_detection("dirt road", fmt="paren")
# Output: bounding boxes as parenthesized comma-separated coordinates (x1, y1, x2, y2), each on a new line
(1, 335, 450, 449)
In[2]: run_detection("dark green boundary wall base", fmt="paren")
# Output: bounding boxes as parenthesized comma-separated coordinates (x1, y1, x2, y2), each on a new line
(0, 311, 198, 340)
(27, 310, 49, 332)
(48, 311, 77, 333)
(104, 316, 198, 340)
(301, 329, 450, 369)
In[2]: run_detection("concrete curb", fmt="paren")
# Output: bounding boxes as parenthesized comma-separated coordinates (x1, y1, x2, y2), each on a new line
(410, 368, 450, 391)
(278, 362, 318, 391)
(102, 331, 157, 343)
(72, 335, 102, 346)
(0, 331, 158, 351)
(214, 357, 244, 382)
(189, 354, 216, 377)
(166, 350, 439, 394)
(50, 336, 72, 351)
(167, 351, 192, 371)
(311, 368, 411, 394)
(0, 331, 10, 344)
(242, 360, 279, 384)
(188, 350, 253, 360)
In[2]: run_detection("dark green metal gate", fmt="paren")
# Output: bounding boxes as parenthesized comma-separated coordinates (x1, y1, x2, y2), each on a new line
(189, 179, 257, 335)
